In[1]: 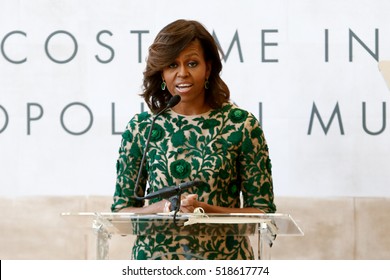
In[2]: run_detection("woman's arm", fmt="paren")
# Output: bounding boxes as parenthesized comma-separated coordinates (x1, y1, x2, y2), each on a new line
(117, 199, 168, 213)
(179, 194, 264, 214)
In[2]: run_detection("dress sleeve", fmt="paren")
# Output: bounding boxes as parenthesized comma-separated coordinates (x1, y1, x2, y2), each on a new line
(111, 116, 146, 212)
(239, 113, 276, 213)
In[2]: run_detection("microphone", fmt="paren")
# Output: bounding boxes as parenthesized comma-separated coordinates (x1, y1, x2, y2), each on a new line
(166, 94, 181, 108)
(144, 180, 201, 199)
(134, 95, 181, 200)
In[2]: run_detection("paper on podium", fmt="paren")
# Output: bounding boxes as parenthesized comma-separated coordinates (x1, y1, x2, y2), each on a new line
(183, 209, 272, 226)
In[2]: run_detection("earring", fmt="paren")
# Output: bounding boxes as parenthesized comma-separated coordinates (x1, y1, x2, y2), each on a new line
(161, 81, 166, 90)
(204, 79, 210, 90)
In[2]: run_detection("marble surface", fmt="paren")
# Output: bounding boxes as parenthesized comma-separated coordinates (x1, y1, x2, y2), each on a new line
(0, 196, 389, 259)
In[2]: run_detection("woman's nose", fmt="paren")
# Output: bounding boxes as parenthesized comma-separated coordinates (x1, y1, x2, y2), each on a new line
(177, 65, 189, 77)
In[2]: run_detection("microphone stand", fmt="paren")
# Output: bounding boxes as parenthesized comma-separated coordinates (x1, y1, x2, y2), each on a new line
(143, 180, 201, 225)
(133, 95, 188, 225)
(133, 95, 181, 202)
(168, 195, 181, 225)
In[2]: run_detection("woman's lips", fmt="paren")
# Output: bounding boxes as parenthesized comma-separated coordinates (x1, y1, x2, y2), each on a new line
(176, 83, 193, 93)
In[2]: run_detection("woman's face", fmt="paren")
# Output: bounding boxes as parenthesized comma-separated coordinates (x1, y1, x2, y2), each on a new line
(162, 39, 211, 110)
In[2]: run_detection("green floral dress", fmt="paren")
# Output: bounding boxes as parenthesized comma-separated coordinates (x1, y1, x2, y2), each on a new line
(112, 102, 276, 260)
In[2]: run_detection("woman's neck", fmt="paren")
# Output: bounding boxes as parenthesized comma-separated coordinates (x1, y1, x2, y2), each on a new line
(172, 96, 211, 116)
(172, 103, 211, 116)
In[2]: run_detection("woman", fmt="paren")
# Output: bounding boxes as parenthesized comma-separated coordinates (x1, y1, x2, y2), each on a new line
(111, 19, 276, 260)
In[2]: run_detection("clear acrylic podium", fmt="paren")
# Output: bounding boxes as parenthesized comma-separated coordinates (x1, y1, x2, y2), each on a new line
(61, 212, 303, 260)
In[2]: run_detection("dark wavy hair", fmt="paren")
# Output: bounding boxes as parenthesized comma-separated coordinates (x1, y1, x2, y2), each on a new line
(141, 19, 230, 113)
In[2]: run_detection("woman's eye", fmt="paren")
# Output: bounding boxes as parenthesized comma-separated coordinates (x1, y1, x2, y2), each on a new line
(169, 63, 178, 68)
(188, 61, 198, 67)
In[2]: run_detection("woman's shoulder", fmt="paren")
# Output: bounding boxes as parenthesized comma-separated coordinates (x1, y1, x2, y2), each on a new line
(122, 111, 153, 133)
(219, 101, 255, 120)
(129, 111, 153, 124)
(220, 101, 250, 112)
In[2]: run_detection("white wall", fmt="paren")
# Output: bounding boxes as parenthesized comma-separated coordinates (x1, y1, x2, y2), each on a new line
(1, 0, 389, 197)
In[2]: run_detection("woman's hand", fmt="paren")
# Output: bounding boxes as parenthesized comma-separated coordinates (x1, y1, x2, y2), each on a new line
(118, 199, 169, 214)
(180, 194, 199, 213)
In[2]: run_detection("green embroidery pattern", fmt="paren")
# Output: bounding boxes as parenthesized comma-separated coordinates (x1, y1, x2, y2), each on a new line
(112, 102, 276, 259)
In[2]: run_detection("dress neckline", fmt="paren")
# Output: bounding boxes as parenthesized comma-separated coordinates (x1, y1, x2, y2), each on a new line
(169, 108, 213, 118)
